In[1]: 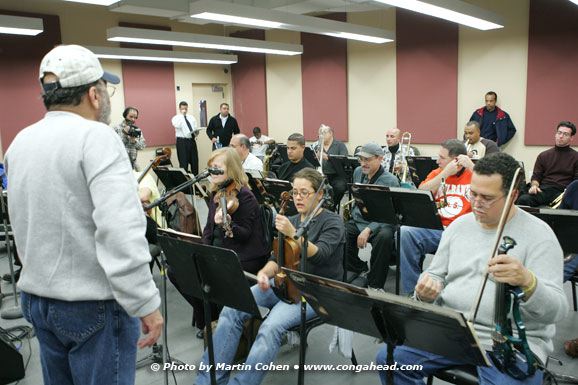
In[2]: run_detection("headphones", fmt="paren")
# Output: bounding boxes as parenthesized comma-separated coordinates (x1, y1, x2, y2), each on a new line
(122, 107, 139, 119)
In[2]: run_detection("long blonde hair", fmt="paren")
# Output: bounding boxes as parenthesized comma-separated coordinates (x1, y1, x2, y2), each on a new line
(207, 147, 249, 191)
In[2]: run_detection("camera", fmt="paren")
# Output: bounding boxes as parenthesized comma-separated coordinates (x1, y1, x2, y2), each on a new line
(127, 125, 142, 138)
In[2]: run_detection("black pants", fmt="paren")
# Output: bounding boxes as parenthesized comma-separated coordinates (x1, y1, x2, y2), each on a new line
(176, 137, 198, 175)
(345, 220, 396, 289)
(327, 174, 347, 209)
(516, 184, 564, 207)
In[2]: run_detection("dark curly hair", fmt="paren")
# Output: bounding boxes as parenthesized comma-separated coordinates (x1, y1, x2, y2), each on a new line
(473, 152, 523, 195)
(42, 80, 99, 109)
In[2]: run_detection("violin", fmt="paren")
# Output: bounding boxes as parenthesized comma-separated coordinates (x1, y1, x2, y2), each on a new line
(137, 147, 171, 184)
(214, 179, 240, 238)
(469, 167, 536, 380)
(488, 236, 537, 379)
(272, 191, 302, 303)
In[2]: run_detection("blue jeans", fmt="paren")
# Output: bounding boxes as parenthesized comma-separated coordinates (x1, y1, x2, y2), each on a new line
(195, 281, 316, 385)
(21, 292, 140, 385)
(399, 227, 443, 294)
(376, 344, 543, 385)
(564, 254, 578, 282)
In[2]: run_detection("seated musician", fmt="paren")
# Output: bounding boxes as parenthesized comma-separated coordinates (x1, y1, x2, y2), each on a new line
(276, 133, 314, 181)
(517, 121, 578, 207)
(377, 153, 568, 385)
(382, 128, 418, 174)
(311, 124, 349, 208)
(230, 133, 263, 172)
(249, 126, 275, 160)
(170, 147, 270, 338)
(345, 143, 399, 290)
(195, 168, 345, 385)
(399, 139, 474, 294)
(464, 120, 499, 159)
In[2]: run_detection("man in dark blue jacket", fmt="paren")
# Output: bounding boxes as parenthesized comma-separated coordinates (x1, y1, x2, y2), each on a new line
(469, 91, 516, 146)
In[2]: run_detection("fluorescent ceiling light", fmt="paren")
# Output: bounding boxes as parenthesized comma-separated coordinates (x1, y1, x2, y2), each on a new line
(569, 0, 578, 5)
(87, 46, 237, 64)
(193, 12, 283, 29)
(63, 0, 120, 5)
(0, 14, 43, 36)
(374, 0, 503, 30)
(186, 0, 394, 44)
(107, 27, 303, 56)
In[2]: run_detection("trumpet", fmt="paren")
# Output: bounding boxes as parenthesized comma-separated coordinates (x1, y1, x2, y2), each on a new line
(341, 198, 355, 221)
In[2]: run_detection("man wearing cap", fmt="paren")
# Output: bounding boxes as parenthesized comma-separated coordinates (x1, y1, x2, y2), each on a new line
(4, 45, 162, 385)
(345, 143, 399, 290)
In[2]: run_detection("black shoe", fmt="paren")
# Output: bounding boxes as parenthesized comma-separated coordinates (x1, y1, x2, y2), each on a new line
(2, 269, 20, 283)
(196, 329, 204, 339)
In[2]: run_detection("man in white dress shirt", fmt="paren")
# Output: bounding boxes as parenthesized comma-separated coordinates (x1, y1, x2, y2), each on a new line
(230, 134, 263, 172)
(171, 101, 200, 174)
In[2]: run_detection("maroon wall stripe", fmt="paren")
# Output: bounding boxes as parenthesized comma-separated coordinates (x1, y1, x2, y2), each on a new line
(118, 22, 175, 147)
(231, 30, 268, 136)
(0, 11, 61, 153)
(525, 0, 578, 145)
(301, 13, 348, 142)
(396, 9, 458, 144)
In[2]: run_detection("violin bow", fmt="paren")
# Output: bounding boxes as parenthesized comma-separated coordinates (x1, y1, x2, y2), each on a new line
(468, 167, 523, 324)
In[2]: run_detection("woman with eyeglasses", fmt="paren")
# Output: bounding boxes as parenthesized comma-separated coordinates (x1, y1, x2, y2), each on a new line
(169, 147, 270, 338)
(195, 167, 345, 385)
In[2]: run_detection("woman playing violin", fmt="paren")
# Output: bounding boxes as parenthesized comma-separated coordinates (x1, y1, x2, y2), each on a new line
(195, 167, 345, 385)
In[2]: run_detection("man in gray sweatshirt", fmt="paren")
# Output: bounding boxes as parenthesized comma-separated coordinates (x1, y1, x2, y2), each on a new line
(376, 153, 568, 385)
(4, 45, 162, 385)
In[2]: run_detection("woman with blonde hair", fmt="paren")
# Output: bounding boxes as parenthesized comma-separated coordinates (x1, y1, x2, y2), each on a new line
(175, 148, 270, 338)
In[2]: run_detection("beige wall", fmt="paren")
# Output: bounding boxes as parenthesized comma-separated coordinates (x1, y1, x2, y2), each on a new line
(2, 1, 570, 177)
(265, 29, 303, 142)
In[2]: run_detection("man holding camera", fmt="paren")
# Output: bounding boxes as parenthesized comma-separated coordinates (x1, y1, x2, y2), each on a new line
(114, 106, 146, 170)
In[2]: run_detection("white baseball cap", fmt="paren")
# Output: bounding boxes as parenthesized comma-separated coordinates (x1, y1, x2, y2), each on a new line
(39, 44, 119, 92)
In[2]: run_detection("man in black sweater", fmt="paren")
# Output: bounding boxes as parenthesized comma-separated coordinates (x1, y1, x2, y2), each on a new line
(206, 103, 240, 149)
(276, 133, 313, 181)
(517, 121, 578, 207)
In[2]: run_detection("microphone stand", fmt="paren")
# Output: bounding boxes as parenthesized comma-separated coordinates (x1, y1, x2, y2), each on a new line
(136, 169, 215, 378)
(0, 188, 22, 320)
(292, 181, 329, 385)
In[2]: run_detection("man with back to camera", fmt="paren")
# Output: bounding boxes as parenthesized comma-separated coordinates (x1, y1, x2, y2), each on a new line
(516, 121, 578, 207)
(114, 106, 146, 170)
(230, 133, 263, 172)
(463, 120, 499, 159)
(4, 44, 162, 385)
(206, 102, 240, 149)
(172, 101, 200, 175)
(276, 133, 314, 181)
(469, 91, 516, 146)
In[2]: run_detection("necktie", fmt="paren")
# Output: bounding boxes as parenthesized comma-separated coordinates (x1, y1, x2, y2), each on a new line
(183, 115, 193, 134)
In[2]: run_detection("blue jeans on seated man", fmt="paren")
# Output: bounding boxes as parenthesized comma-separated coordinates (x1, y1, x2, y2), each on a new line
(195, 280, 316, 385)
(20, 291, 140, 385)
(376, 344, 543, 385)
(564, 254, 578, 282)
(399, 226, 443, 294)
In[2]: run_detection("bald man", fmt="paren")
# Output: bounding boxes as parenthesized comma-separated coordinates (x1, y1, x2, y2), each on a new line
(230, 134, 263, 172)
(382, 128, 416, 174)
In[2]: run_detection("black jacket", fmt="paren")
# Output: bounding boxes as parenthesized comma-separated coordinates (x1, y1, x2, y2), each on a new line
(206, 114, 240, 147)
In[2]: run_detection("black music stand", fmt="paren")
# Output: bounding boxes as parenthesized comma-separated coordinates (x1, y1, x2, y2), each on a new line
(350, 184, 442, 293)
(328, 155, 360, 193)
(261, 178, 296, 215)
(285, 269, 489, 385)
(159, 237, 268, 385)
(153, 166, 205, 199)
(406, 156, 437, 187)
(521, 207, 578, 254)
